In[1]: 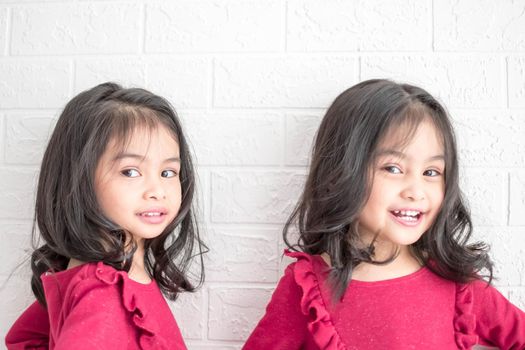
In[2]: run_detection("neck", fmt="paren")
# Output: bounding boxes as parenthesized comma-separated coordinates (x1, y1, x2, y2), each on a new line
(351, 245, 422, 282)
(128, 239, 152, 284)
(67, 239, 152, 284)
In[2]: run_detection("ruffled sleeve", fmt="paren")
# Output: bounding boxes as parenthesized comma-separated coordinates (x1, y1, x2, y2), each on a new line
(42, 261, 178, 350)
(93, 262, 169, 350)
(455, 279, 525, 349)
(285, 250, 346, 350)
(469, 280, 525, 349)
(453, 283, 478, 349)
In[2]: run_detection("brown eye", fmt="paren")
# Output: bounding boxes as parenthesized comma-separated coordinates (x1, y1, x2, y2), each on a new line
(423, 169, 441, 177)
(121, 169, 140, 177)
(384, 165, 402, 174)
(161, 170, 177, 178)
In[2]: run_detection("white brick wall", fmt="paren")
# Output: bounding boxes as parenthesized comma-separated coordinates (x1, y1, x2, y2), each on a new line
(0, 1, 523, 348)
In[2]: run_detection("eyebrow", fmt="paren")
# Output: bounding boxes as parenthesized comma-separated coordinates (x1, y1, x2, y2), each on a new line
(376, 149, 445, 162)
(113, 153, 181, 163)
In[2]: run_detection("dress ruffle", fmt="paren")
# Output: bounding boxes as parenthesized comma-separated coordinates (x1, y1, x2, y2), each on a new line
(286, 250, 480, 349)
(453, 283, 478, 349)
(93, 262, 168, 350)
(285, 250, 346, 350)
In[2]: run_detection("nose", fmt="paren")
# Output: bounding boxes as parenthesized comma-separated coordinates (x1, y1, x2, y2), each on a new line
(143, 177, 166, 200)
(400, 176, 425, 201)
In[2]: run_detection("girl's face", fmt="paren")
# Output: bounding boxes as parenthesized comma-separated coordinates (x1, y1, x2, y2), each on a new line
(94, 124, 182, 247)
(358, 119, 445, 259)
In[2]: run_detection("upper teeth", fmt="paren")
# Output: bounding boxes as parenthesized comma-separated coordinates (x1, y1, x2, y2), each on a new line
(143, 212, 161, 217)
(394, 210, 420, 217)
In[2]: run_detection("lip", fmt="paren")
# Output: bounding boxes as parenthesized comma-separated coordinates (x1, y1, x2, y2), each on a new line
(136, 208, 168, 225)
(389, 208, 425, 227)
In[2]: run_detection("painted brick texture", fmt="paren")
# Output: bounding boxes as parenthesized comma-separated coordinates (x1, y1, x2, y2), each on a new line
(0, 1, 524, 349)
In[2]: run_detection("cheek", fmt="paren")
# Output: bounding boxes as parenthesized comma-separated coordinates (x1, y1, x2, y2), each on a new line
(169, 181, 183, 207)
(432, 184, 446, 207)
(366, 181, 389, 210)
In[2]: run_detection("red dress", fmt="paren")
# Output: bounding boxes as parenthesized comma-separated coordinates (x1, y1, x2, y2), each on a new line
(5, 262, 186, 350)
(244, 251, 525, 350)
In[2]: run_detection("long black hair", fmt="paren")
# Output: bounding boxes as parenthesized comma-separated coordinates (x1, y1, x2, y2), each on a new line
(31, 82, 205, 305)
(284, 79, 492, 300)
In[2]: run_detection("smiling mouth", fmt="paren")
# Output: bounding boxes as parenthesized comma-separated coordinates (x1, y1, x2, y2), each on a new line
(139, 212, 165, 217)
(390, 210, 422, 222)
(136, 211, 168, 224)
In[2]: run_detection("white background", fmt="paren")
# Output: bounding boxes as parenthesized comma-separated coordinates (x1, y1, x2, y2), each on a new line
(0, 0, 524, 349)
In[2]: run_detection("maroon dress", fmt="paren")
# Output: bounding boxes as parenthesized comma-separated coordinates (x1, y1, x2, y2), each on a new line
(244, 250, 525, 349)
(6, 262, 186, 350)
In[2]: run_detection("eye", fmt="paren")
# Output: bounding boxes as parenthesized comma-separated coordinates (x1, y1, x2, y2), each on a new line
(121, 169, 140, 177)
(383, 165, 402, 174)
(423, 169, 441, 177)
(161, 170, 178, 178)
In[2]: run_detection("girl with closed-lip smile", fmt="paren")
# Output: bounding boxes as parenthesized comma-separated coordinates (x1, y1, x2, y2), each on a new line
(6, 82, 205, 350)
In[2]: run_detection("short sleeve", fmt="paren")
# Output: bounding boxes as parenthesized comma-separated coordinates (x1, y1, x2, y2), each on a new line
(471, 280, 525, 349)
(243, 264, 309, 350)
(53, 279, 134, 350)
(5, 300, 49, 350)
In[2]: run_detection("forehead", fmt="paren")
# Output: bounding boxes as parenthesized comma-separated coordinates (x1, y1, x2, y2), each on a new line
(105, 123, 179, 157)
(378, 116, 444, 151)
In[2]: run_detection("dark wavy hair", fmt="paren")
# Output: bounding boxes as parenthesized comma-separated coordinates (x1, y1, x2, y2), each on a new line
(284, 79, 493, 300)
(31, 82, 205, 305)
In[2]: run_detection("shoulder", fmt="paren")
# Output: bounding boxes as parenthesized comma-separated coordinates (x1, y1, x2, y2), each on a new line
(43, 262, 123, 293)
(42, 262, 129, 315)
(280, 250, 330, 295)
(284, 249, 329, 275)
(45, 263, 176, 349)
(458, 278, 502, 306)
(276, 250, 344, 348)
(465, 278, 515, 310)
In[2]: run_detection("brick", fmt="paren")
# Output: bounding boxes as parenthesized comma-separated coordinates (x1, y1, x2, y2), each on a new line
(145, 1, 281, 53)
(11, 3, 141, 55)
(0, 114, 4, 163)
(474, 227, 525, 287)
(0, 274, 35, 341)
(509, 171, 525, 226)
(0, 222, 33, 276)
(460, 170, 507, 227)
(454, 112, 525, 168)
(287, 0, 428, 51)
(278, 240, 300, 276)
(194, 167, 209, 223)
(285, 112, 322, 166)
(0, 168, 38, 220)
(208, 287, 273, 341)
(214, 56, 357, 108)
(205, 229, 279, 282)
(146, 58, 209, 109)
(5, 113, 56, 165)
(211, 171, 305, 224)
(1, 0, 61, 2)
(182, 112, 283, 166)
(361, 56, 501, 108)
(435, 0, 525, 51)
(75, 58, 147, 93)
(76, 57, 209, 109)
(0, 60, 70, 108)
(508, 57, 525, 108)
(187, 345, 239, 350)
(167, 290, 205, 340)
(0, 7, 7, 56)
(507, 288, 525, 310)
